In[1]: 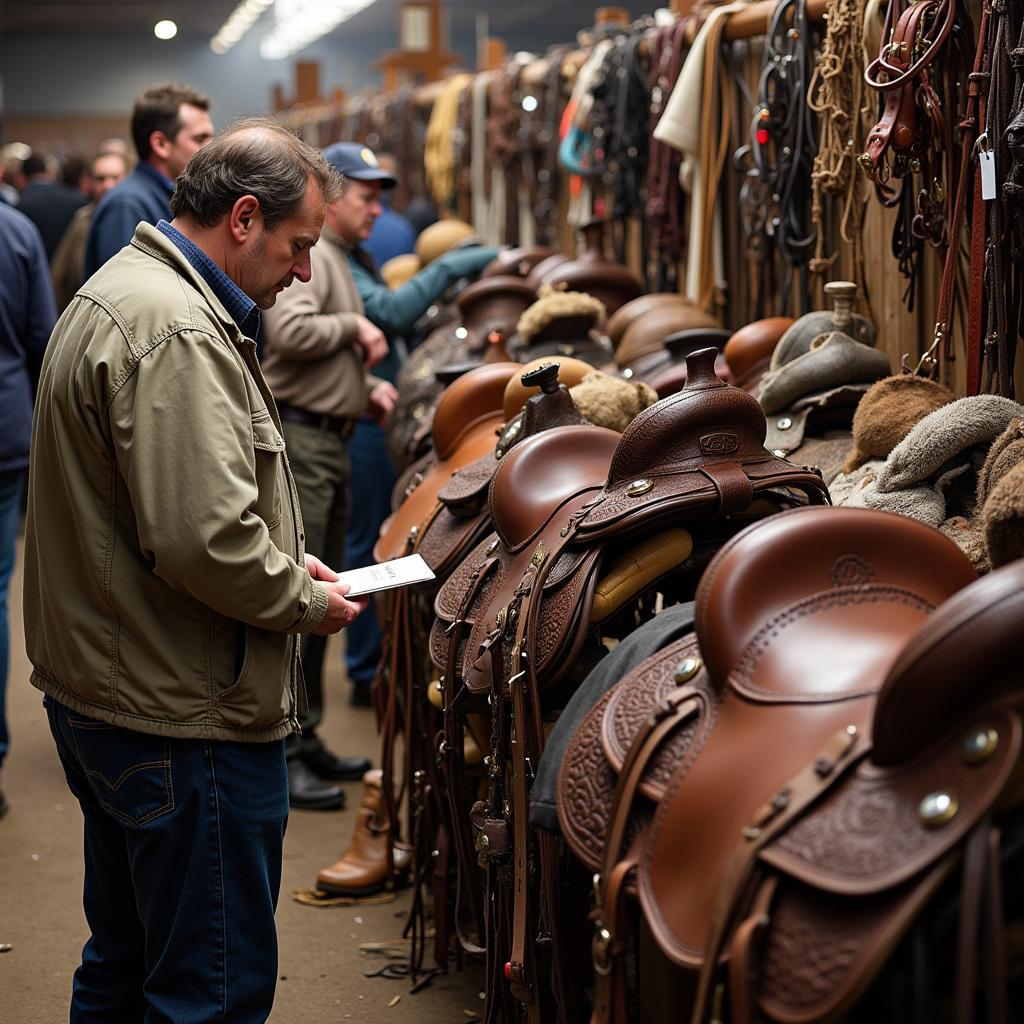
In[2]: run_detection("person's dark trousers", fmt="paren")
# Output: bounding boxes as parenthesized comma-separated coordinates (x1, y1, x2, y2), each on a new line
(279, 420, 349, 758)
(0, 469, 25, 771)
(45, 696, 288, 1024)
(344, 419, 397, 693)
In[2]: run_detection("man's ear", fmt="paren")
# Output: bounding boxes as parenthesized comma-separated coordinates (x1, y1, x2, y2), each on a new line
(149, 130, 172, 162)
(229, 195, 262, 244)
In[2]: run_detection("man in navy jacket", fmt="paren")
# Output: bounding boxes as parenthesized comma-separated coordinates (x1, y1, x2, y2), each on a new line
(0, 201, 57, 816)
(84, 83, 212, 277)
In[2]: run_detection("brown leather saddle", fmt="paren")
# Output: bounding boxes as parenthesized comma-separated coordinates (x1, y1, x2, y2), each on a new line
(386, 276, 536, 469)
(556, 506, 986, 1023)
(375, 361, 520, 569)
(431, 350, 832, 1022)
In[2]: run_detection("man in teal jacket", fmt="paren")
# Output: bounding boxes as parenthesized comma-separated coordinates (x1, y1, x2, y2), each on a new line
(322, 142, 498, 700)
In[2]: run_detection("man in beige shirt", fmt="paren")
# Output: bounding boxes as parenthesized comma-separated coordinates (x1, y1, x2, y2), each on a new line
(261, 146, 395, 810)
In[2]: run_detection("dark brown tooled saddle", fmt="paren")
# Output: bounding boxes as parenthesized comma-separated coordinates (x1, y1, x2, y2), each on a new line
(556, 505, 1004, 1023)
(432, 350, 832, 1022)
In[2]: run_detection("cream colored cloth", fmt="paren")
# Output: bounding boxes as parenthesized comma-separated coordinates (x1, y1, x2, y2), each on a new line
(653, 1, 753, 302)
(425, 73, 473, 205)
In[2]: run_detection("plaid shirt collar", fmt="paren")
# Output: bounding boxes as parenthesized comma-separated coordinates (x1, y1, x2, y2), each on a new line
(156, 220, 260, 339)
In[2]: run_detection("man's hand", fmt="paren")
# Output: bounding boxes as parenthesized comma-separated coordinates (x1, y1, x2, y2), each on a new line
(312, 583, 369, 635)
(354, 315, 388, 368)
(305, 554, 369, 634)
(366, 381, 398, 427)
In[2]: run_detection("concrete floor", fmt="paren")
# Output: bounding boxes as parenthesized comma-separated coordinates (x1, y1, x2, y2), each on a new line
(0, 537, 483, 1023)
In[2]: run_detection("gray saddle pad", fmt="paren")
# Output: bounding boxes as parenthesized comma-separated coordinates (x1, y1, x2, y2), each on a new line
(529, 602, 696, 833)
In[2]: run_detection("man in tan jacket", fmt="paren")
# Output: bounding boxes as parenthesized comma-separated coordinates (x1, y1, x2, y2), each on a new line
(262, 145, 395, 810)
(23, 120, 365, 1023)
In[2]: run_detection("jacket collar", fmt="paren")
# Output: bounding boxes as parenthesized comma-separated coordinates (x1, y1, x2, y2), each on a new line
(136, 160, 176, 196)
(129, 222, 248, 341)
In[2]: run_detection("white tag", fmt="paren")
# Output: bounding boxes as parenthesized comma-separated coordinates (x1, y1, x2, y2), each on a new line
(332, 553, 435, 597)
(980, 149, 997, 201)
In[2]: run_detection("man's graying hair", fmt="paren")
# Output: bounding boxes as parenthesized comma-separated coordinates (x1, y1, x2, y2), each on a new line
(171, 118, 343, 230)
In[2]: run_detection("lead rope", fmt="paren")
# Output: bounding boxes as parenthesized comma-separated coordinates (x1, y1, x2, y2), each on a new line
(808, 0, 871, 313)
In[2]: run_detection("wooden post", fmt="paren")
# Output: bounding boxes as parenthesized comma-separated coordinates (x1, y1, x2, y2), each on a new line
(479, 37, 507, 72)
(295, 61, 321, 104)
(595, 7, 629, 26)
(271, 83, 287, 112)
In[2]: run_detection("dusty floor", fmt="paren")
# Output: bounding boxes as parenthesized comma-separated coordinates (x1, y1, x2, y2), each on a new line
(0, 537, 484, 1023)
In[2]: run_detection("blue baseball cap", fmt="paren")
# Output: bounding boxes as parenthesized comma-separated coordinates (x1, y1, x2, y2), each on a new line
(322, 142, 397, 188)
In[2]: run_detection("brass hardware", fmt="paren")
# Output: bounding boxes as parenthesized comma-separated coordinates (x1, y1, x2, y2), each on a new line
(918, 791, 958, 828)
(776, 417, 793, 431)
(626, 478, 653, 497)
(479, 833, 490, 851)
(963, 726, 998, 765)
(772, 449, 788, 458)
(674, 656, 702, 683)
(591, 926, 613, 976)
(486, 538, 500, 556)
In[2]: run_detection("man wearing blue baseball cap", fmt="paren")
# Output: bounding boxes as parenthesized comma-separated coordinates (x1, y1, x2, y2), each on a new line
(262, 140, 497, 810)
(317, 142, 498, 714)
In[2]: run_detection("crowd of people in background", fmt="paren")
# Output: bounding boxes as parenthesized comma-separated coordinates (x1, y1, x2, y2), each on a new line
(0, 74, 497, 1019)
(0, 80, 460, 818)
(0, 70, 493, 1015)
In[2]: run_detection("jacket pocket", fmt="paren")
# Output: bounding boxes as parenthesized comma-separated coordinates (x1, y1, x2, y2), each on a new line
(67, 715, 174, 827)
(252, 413, 285, 530)
(214, 623, 292, 732)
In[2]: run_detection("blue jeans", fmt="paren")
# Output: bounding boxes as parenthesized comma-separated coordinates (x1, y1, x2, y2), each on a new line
(344, 420, 397, 688)
(0, 469, 25, 768)
(46, 697, 289, 1023)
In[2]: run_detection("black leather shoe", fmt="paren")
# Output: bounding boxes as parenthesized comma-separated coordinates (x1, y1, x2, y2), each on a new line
(287, 758, 346, 810)
(301, 738, 372, 782)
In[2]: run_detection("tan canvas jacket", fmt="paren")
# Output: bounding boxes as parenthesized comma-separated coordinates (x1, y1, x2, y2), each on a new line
(261, 227, 376, 419)
(23, 223, 329, 742)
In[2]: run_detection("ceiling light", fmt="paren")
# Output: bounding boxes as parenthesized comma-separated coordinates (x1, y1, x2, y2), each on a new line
(260, 0, 378, 60)
(211, 0, 274, 54)
(154, 19, 178, 40)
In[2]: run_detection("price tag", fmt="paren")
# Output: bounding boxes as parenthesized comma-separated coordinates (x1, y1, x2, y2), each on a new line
(979, 149, 997, 202)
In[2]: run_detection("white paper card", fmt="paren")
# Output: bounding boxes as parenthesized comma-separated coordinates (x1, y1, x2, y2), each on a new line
(980, 150, 997, 202)
(333, 554, 435, 597)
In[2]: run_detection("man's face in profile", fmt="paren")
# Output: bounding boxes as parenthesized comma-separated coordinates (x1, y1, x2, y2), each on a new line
(238, 180, 325, 310)
(325, 180, 383, 246)
(165, 104, 214, 179)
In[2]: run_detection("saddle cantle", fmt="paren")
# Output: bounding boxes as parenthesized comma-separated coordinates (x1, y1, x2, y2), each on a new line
(556, 506, 979, 1023)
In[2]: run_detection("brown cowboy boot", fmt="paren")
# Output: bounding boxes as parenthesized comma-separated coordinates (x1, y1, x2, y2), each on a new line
(316, 769, 411, 896)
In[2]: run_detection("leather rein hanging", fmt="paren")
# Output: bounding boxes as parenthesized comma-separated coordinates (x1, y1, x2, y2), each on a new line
(861, 0, 973, 314)
(735, 0, 819, 317)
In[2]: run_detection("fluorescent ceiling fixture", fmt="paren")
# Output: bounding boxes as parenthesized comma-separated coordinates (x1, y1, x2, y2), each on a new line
(154, 19, 178, 39)
(260, 0, 377, 60)
(211, 0, 274, 54)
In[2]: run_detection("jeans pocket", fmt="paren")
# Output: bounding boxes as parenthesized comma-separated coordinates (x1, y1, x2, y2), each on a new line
(67, 714, 174, 826)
